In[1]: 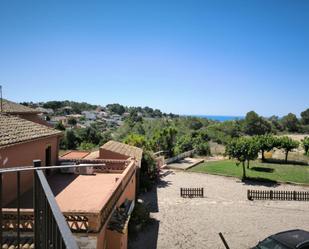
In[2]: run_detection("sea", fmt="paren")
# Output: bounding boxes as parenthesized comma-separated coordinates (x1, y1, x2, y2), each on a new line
(186, 115, 244, 122)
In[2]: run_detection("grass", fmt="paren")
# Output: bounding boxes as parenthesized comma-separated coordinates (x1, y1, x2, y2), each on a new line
(189, 160, 309, 185)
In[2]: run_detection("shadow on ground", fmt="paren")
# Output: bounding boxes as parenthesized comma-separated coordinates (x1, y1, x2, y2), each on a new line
(128, 170, 174, 249)
(251, 167, 274, 173)
(241, 176, 279, 187)
(128, 219, 160, 249)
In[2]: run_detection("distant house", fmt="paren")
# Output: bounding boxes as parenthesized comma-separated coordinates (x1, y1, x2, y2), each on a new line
(35, 106, 54, 115)
(0, 113, 62, 205)
(51, 116, 68, 126)
(0, 98, 49, 126)
(82, 111, 96, 120)
(66, 114, 83, 120)
(96, 111, 109, 119)
(110, 114, 122, 121)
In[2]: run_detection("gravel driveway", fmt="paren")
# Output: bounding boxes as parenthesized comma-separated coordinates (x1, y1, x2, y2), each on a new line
(129, 170, 309, 249)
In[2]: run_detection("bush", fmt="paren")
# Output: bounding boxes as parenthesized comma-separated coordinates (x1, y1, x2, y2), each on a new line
(78, 142, 96, 151)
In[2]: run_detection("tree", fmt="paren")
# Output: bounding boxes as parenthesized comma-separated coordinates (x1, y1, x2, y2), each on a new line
(255, 134, 276, 161)
(55, 121, 65, 131)
(68, 117, 77, 126)
(78, 142, 96, 150)
(301, 108, 309, 125)
(151, 127, 178, 157)
(125, 110, 143, 128)
(268, 115, 284, 132)
(281, 113, 299, 132)
(76, 127, 102, 145)
(244, 111, 272, 135)
(64, 129, 79, 149)
(301, 136, 309, 155)
(226, 137, 259, 179)
(124, 134, 148, 149)
(174, 135, 194, 155)
(106, 103, 126, 115)
(276, 136, 299, 163)
(193, 136, 210, 156)
(100, 131, 112, 146)
(189, 118, 203, 130)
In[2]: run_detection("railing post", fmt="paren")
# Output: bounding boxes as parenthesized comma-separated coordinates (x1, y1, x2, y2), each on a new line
(17, 171, 20, 249)
(33, 160, 41, 249)
(0, 172, 2, 248)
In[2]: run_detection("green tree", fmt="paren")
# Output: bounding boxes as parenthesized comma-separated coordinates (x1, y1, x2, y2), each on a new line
(189, 118, 203, 130)
(100, 131, 112, 146)
(301, 108, 309, 125)
(76, 127, 102, 145)
(174, 135, 194, 155)
(277, 136, 300, 163)
(124, 134, 148, 149)
(106, 103, 126, 115)
(55, 121, 65, 131)
(68, 117, 77, 126)
(125, 110, 143, 128)
(301, 136, 309, 155)
(244, 111, 272, 135)
(226, 137, 259, 179)
(192, 135, 210, 156)
(151, 127, 178, 157)
(255, 134, 276, 161)
(281, 113, 299, 132)
(78, 142, 96, 150)
(64, 129, 79, 149)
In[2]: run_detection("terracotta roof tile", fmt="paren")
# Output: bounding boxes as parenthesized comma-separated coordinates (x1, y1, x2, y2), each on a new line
(0, 114, 62, 147)
(101, 140, 143, 161)
(0, 99, 40, 114)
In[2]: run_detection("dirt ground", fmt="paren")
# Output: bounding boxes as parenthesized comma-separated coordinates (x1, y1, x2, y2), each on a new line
(129, 170, 309, 249)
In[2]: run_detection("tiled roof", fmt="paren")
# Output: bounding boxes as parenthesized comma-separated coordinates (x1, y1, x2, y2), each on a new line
(101, 140, 143, 161)
(0, 114, 62, 147)
(0, 99, 40, 114)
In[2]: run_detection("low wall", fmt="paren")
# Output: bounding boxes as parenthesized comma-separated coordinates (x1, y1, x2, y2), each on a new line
(165, 150, 195, 164)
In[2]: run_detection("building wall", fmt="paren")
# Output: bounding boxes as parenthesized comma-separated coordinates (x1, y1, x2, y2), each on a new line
(0, 136, 60, 205)
(97, 162, 136, 249)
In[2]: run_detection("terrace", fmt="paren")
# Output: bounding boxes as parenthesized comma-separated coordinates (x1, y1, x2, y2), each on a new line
(1, 157, 136, 248)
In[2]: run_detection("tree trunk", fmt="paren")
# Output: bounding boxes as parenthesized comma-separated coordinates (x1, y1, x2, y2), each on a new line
(247, 160, 250, 169)
(242, 161, 246, 180)
(285, 151, 288, 164)
(261, 149, 265, 161)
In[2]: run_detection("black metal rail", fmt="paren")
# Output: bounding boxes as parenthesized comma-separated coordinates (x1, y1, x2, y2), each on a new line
(34, 160, 79, 249)
(0, 161, 105, 249)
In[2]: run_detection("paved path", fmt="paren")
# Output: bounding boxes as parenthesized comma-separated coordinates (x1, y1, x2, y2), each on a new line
(129, 170, 309, 249)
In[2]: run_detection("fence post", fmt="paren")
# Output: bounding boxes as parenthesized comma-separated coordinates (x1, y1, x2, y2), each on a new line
(270, 190, 273, 200)
(293, 191, 296, 201)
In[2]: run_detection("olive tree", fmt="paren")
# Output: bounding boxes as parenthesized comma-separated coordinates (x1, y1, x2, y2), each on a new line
(226, 137, 259, 179)
(301, 136, 309, 155)
(277, 136, 299, 163)
(255, 134, 276, 161)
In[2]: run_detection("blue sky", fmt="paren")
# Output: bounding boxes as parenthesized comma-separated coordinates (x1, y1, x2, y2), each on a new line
(0, 0, 308, 116)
